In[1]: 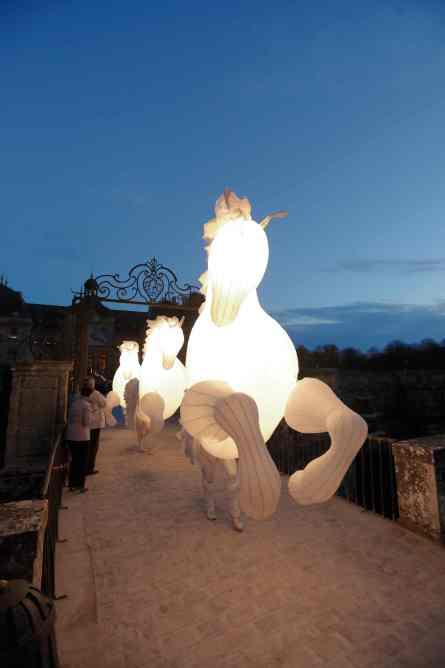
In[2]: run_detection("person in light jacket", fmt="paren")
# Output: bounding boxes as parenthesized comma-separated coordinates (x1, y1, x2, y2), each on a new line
(85, 376, 107, 475)
(65, 385, 93, 492)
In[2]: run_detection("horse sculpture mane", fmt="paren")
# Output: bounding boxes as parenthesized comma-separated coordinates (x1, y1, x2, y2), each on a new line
(143, 316, 184, 356)
(199, 189, 287, 297)
(119, 340, 139, 353)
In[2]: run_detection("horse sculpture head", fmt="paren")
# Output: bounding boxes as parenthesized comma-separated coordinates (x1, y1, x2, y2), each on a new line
(112, 340, 141, 409)
(202, 189, 287, 327)
(118, 340, 139, 355)
(117, 340, 140, 379)
(143, 316, 185, 370)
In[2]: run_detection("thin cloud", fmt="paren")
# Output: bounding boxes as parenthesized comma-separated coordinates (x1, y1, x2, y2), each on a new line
(431, 300, 445, 315)
(273, 301, 445, 350)
(340, 301, 431, 314)
(274, 313, 340, 327)
(328, 259, 445, 274)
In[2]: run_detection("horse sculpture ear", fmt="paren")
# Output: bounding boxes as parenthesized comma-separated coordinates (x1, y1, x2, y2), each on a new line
(179, 316, 185, 328)
(259, 210, 288, 230)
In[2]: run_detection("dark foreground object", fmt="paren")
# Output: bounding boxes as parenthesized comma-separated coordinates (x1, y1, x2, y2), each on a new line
(0, 579, 59, 668)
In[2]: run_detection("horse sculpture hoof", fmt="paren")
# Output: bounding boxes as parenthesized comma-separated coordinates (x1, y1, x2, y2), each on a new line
(232, 516, 244, 532)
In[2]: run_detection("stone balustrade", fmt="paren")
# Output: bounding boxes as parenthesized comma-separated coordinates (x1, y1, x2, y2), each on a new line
(0, 498, 48, 587)
(392, 435, 445, 544)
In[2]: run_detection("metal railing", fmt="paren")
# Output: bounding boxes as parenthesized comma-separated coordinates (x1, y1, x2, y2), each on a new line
(267, 423, 399, 520)
(40, 425, 68, 600)
(0, 365, 12, 470)
(337, 436, 399, 520)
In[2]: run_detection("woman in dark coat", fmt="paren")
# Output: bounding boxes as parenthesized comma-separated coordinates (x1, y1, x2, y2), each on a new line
(65, 385, 93, 492)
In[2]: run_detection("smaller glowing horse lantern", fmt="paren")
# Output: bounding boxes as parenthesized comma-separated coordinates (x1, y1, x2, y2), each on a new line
(136, 316, 187, 451)
(181, 189, 368, 528)
(110, 341, 141, 422)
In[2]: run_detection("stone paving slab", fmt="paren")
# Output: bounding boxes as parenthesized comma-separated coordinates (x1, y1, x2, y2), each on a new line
(56, 425, 445, 668)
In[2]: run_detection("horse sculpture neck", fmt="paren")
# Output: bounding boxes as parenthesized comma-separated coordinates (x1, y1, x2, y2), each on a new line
(204, 286, 261, 323)
(120, 352, 140, 374)
(186, 283, 298, 455)
(143, 331, 164, 368)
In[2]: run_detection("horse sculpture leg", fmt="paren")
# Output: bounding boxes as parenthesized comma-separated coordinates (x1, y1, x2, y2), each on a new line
(197, 446, 218, 520)
(197, 452, 243, 531)
(223, 459, 243, 532)
(181, 383, 282, 521)
(202, 472, 217, 520)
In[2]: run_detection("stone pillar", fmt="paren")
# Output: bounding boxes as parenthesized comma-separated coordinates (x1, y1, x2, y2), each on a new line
(4, 360, 73, 467)
(76, 305, 90, 387)
(392, 436, 445, 544)
(0, 499, 48, 588)
(61, 309, 75, 361)
(72, 296, 99, 388)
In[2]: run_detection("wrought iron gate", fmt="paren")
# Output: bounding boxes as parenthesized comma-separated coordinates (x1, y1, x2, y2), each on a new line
(71, 257, 202, 386)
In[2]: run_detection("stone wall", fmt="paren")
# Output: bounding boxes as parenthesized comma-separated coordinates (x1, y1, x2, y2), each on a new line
(0, 365, 12, 468)
(303, 368, 445, 437)
(0, 464, 47, 503)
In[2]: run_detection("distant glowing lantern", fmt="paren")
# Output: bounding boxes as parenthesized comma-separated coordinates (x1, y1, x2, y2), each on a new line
(112, 340, 141, 410)
(180, 189, 367, 524)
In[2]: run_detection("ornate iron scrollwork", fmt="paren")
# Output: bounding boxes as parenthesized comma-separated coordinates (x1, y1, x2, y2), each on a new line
(86, 257, 200, 306)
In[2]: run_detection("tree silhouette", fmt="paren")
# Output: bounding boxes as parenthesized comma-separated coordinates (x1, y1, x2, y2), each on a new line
(298, 338, 445, 371)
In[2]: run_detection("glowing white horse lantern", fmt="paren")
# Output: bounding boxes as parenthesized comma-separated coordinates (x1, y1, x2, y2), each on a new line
(181, 189, 367, 526)
(137, 316, 187, 451)
(112, 340, 141, 414)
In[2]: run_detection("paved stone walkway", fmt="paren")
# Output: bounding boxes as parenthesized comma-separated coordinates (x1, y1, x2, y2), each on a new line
(56, 425, 445, 668)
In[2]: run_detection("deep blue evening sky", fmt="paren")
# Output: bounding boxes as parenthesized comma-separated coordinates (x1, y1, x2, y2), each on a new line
(2, 0, 445, 350)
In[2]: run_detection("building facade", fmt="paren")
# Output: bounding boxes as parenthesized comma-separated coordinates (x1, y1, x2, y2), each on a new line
(0, 278, 203, 384)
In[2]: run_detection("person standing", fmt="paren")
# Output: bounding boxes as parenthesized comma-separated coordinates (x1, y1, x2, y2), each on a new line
(65, 384, 93, 492)
(85, 376, 106, 475)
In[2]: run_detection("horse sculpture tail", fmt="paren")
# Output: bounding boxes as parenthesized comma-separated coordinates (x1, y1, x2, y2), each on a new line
(105, 391, 120, 427)
(124, 378, 139, 430)
(180, 381, 281, 520)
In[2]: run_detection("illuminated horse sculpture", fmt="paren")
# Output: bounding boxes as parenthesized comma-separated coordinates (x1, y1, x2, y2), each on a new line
(136, 316, 187, 452)
(108, 340, 141, 425)
(181, 189, 367, 530)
